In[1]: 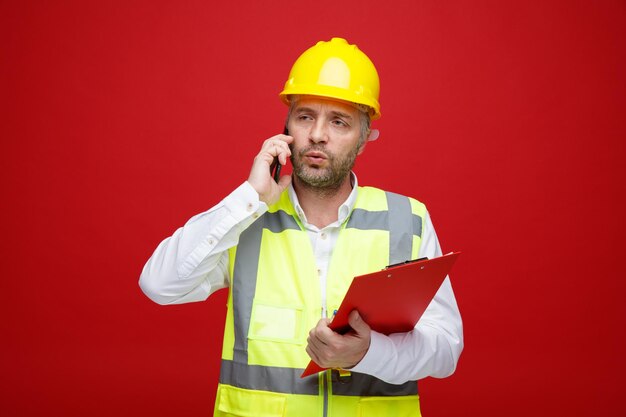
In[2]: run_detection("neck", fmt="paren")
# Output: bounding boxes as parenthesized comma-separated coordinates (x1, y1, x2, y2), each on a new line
(293, 174, 353, 228)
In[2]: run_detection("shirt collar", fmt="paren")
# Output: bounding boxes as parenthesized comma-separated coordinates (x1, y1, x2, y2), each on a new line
(288, 172, 359, 228)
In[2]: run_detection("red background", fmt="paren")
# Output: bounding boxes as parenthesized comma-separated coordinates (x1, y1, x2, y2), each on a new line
(2, 1, 625, 416)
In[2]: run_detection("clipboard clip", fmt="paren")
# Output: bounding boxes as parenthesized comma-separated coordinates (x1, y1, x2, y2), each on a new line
(385, 257, 428, 270)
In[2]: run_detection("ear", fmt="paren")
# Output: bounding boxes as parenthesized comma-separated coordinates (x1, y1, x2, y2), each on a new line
(357, 129, 379, 155)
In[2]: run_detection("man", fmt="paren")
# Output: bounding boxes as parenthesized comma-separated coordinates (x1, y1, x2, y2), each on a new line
(140, 37, 463, 417)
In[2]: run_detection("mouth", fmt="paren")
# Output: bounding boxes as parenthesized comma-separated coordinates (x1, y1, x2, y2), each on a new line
(303, 151, 328, 165)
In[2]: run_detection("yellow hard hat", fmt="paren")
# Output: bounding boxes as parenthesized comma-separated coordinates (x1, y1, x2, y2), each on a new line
(280, 37, 381, 120)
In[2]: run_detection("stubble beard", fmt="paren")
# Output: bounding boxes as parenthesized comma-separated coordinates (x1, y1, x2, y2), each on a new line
(291, 144, 359, 194)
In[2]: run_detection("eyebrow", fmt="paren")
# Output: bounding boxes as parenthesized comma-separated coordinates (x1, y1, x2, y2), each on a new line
(294, 106, 353, 120)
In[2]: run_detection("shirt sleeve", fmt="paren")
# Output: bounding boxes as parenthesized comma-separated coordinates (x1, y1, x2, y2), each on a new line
(350, 211, 464, 383)
(138, 181, 268, 305)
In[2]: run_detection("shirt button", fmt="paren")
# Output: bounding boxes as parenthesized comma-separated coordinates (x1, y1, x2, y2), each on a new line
(208, 238, 215, 245)
(253, 213, 259, 219)
(321, 232, 327, 240)
(246, 203, 254, 212)
(317, 268, 321, 275)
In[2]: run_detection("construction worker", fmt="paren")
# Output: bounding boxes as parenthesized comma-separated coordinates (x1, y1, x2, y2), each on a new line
(140, 37, 463, 417)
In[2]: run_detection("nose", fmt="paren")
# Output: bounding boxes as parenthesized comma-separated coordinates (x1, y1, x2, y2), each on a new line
(309, 120, 328, 144)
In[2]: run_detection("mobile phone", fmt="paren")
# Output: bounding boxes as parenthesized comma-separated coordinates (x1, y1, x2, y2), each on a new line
(271, 127, 289, 183)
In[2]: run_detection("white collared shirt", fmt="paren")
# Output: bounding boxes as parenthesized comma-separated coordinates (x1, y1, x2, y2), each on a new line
(287, 173, 358, 318)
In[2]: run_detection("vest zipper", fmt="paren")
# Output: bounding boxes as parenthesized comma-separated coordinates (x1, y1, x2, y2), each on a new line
(321, 369, 331, 417)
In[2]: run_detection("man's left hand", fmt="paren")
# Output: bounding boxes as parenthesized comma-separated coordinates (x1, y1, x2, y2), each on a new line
(305, 310, 371, 369)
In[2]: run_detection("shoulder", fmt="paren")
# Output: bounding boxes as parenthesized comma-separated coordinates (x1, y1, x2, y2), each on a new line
(356, 186, 427, 216)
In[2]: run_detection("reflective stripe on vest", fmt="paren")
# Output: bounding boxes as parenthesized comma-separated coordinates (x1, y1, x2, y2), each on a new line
(231, 210, 300, 365)
(220, 359, 419, 396)
(220, 188, 424, 398)
(346, 191, 423, 265)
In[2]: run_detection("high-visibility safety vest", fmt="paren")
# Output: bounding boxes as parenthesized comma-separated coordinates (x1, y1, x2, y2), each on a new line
(215, 186, 427, 417)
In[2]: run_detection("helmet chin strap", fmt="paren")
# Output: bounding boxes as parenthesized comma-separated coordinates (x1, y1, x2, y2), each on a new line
(367, 129, 380, 142)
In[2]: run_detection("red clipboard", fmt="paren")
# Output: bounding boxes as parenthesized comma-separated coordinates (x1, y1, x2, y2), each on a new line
(301, 251, 461, 378)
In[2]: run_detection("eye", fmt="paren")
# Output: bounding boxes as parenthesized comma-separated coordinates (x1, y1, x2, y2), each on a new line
(332, 119, 348, 127)
(298, 114, 313, 121)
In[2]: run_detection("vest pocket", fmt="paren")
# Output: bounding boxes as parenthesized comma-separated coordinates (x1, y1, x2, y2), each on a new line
(248, 301, 304, 344)
(216, 384, 286, 417)
(357, 395, 421, 417)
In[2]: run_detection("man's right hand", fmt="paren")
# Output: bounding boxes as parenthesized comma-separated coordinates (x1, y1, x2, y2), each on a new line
(247, 134, 293, 206)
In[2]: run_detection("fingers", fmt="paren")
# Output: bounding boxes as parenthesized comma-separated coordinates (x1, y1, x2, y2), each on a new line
(305, 344, 322, 366)
(348, 310, 370, 335)
(306, 319, 335, 367)
(247, 133, 293, 206)
(308, 318, 333, 348)
(260, 134, 292, 165)
(305, 312, 371, 369)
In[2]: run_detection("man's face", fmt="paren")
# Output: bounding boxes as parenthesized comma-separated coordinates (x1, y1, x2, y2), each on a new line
(287, 97, 364, 190)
